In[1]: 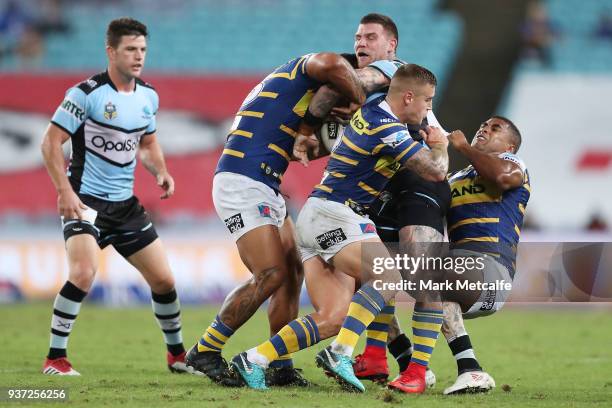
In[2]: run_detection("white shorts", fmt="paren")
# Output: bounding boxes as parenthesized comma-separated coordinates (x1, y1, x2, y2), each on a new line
(296, 197, 378, 263)
(451, 249, 513, 319)
(212, 172, 286, 241)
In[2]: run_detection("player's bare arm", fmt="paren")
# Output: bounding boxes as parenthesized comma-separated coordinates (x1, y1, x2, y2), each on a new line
(403, 127, 449, 182)
(139, 133, 175, 199)
(356, 66, 390, 94)
(40, 123, 87, 219)
(305, 52, 365, 107)
(448, 131, 523, 190)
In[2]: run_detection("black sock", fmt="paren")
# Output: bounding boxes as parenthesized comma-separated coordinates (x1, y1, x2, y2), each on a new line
(448, 334, 482, 375)
(388, 333, 413, 372)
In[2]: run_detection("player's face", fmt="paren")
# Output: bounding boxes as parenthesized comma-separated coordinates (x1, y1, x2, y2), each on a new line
(472, 118, 513, 153)
(354, 23, 397, 68)
(107, 35, 147, 79)
(403, 84, 435, 125)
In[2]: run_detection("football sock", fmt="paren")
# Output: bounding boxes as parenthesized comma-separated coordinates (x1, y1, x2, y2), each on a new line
(330, 284, 386, 356)
(364, 299, 395, 350)
(247, 315, 319, 368)
(388, 333, 413, 372)
(198, 315, 234, 353)
(448, 334, 482, 375)
(151, 289, 185, 356)
(48, 281, 87, 359)
(409, 308, 443, 368)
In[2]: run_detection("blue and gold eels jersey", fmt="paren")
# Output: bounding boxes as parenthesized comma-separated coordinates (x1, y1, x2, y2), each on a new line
(51, 71, 158, 201)
(310, 95, 423, 208)
(447, 153, 531, 277)
(215, 54, 323, 191)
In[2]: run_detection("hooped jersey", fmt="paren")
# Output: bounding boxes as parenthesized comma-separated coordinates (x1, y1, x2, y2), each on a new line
(310, 95, 422, 207)
(447, 153, 531, 276)
(215, 54, 322, 191)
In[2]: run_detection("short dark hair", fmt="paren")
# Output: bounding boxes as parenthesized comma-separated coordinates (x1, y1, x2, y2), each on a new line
(360, 13, 399, 44)
(393, 63, 437, 87)
(492, 115, 522, 153)
(106, 18, 148, 48)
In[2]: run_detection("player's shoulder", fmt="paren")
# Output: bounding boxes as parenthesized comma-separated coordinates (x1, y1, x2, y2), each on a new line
(75, 71, 110, 95)
(136, 77, 156, 91)
(368, 58, 407, 79)
(366, 96, 400, 124)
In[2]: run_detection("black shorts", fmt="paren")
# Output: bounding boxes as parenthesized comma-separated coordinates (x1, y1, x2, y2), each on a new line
(62, 194, 158, 258)
(369, 169, 451, 242)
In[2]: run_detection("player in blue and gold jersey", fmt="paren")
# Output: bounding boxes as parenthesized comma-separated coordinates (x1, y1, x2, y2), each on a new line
(229, 64, 454, 391)
(288, 14, 450, 390)
(355, 116, 530, 395)
(438, 115, 529, 395)
(185, 52, 366, 385)
(40, 18, 190, 376)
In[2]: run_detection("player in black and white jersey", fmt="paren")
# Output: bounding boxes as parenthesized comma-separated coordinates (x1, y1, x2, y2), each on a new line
(40, 18, 191, 376)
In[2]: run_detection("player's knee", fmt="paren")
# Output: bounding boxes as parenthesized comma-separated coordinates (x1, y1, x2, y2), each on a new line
(69, 264, 96, 291)
(149, 275, 175, 294)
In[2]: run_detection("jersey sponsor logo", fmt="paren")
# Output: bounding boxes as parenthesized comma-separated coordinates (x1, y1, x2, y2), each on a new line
(104, 102, 117, 120)
(91, 135, 138, 152)
(86, 79, 97, 88)
(350, 109, 369, 134)
(379, 118, 395, 123)
(315, 228, 347, 250)
(60, 99, 85, 121)
(224, 213, 245, 233)
(451, 183, 485, 197)
(258, 204, 272, 218)
(381, 130, 410, 148)
(360, 223, 376, 234)
(479, 289, 496, 311)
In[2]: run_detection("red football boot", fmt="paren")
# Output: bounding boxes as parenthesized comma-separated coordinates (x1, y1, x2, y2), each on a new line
(352, 346, 389, 383)
(167, 351, 200, 374)
(42, 357, 80, 376)
(388, 362, 427, 394)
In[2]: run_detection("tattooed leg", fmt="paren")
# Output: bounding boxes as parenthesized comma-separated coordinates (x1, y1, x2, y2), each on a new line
(218, 225, 289, 330)
(441, 301, 467, 342)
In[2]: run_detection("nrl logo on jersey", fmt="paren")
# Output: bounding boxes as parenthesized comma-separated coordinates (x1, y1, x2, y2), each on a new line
(104, 102, 117, 120)
(381, 130, 410, 148)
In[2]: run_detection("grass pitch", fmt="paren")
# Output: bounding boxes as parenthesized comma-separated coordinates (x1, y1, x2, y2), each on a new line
(1, 303, 611, 407)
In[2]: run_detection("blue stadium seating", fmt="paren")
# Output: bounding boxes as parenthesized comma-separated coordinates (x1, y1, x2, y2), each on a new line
(517, 0, 612, 73)
(0, 0, 463, 94)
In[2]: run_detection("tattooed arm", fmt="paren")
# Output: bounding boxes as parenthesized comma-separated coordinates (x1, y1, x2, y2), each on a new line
(403, 127, 450, 182)
(305, 52, 365, 106)
(441, 301, 468, 342)
(356, 66, 390, 94)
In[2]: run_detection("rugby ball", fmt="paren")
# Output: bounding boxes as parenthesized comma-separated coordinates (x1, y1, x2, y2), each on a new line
(316, 121, 345, 153)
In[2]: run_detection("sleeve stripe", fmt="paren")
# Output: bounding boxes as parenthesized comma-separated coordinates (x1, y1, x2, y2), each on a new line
(395, 141, 419, 161)
(50, 121, 74, 136)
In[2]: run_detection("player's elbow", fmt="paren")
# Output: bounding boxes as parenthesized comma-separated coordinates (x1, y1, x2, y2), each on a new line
(495, 173, 521, 191)
(40, 133, 53, 159)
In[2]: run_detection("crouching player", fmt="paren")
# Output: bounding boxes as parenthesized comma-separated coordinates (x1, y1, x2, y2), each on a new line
(354, 116, 531, 394)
